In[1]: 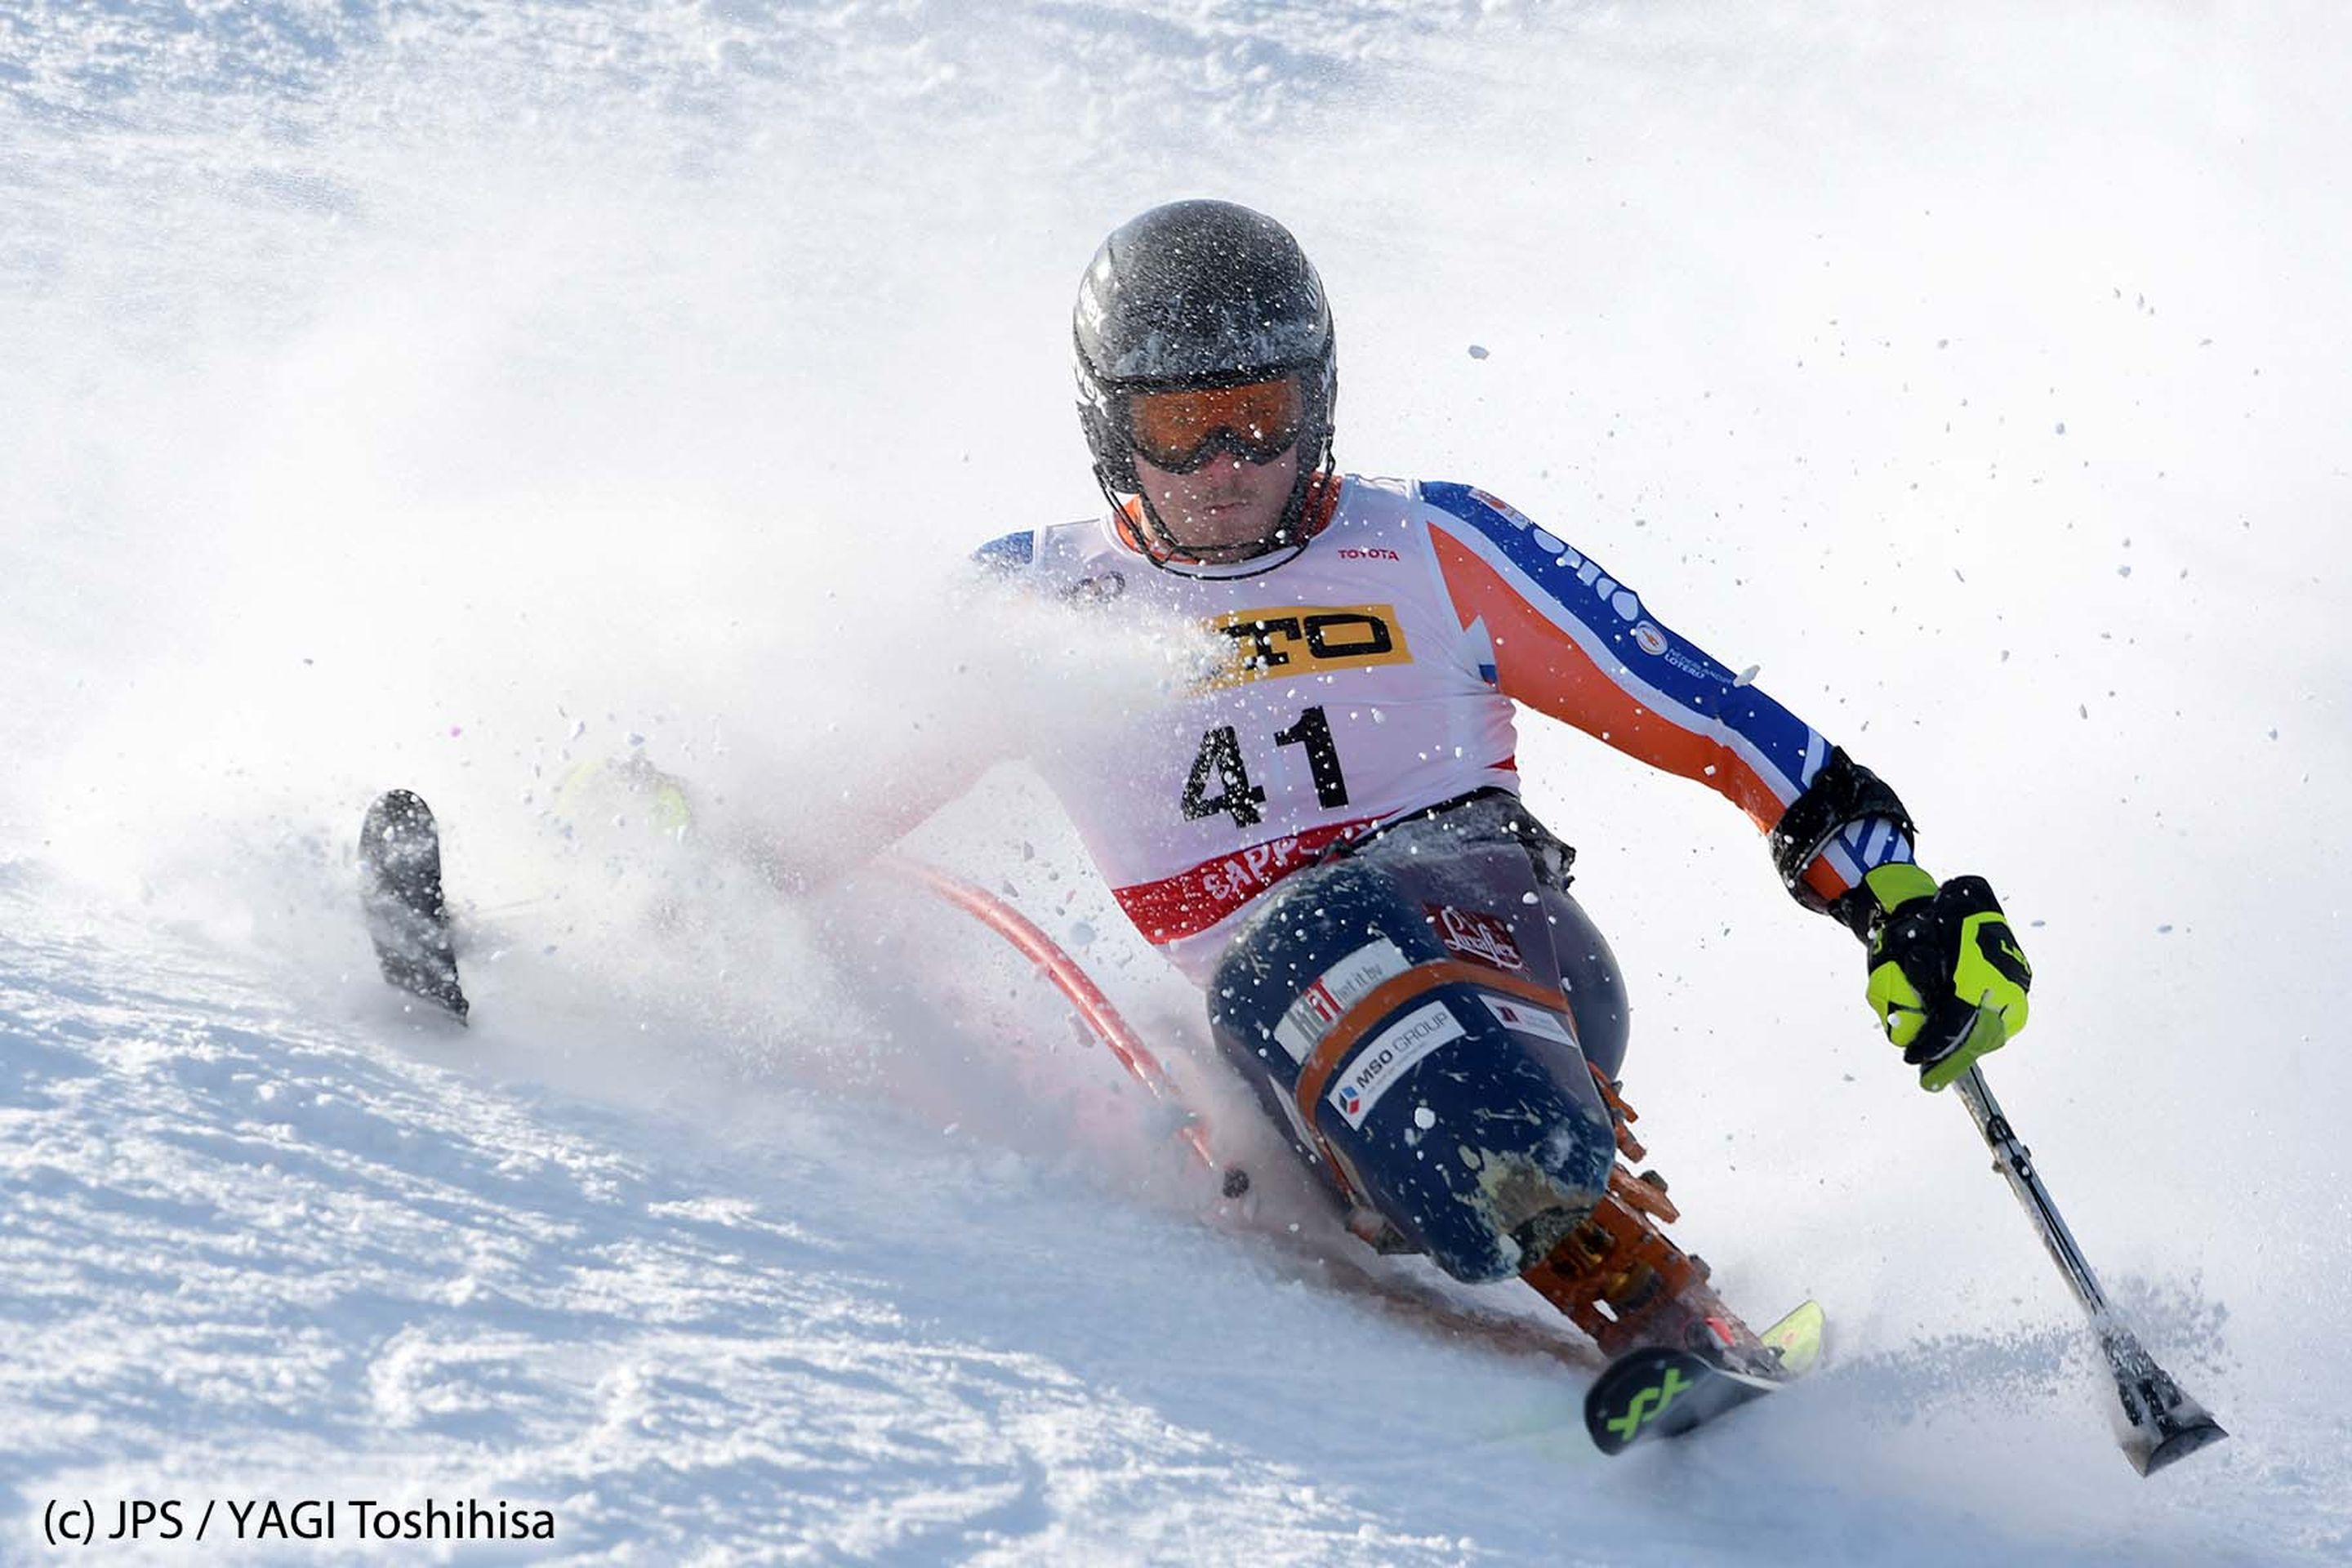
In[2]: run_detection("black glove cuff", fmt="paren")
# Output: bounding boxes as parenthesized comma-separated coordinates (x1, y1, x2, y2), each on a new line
(1769, 748, 1916, 917)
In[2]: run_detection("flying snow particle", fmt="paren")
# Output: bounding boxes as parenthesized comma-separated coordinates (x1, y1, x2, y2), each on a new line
(1468, 344, 1490, 359)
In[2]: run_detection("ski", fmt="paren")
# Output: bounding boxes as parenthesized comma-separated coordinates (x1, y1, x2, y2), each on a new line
(359, 789, 470, 1022)
(1584, 1299, 1823, 1455)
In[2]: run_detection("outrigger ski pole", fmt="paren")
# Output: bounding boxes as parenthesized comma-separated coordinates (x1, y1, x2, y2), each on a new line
(1952, 1046, 2227, 1475)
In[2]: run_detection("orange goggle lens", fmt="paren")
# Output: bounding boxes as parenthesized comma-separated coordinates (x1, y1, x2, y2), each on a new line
(1126, 376, 1305, 474)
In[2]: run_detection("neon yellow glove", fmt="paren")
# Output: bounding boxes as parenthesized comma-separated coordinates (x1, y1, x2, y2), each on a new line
(1853, 865, 2033, 1090)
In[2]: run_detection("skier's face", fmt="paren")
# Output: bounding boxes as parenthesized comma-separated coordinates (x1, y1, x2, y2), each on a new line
(1133, 443, 1301, 562)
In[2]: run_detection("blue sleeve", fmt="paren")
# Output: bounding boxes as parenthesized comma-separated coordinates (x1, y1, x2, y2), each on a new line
(1419, 481, 1914, 898)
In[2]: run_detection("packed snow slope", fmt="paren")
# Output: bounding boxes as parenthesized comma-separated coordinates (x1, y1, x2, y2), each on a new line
(5, 1, 2350, 1561)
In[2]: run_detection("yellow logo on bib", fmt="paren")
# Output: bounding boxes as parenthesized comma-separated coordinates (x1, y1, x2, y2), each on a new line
(1202, 604, 1413, 688)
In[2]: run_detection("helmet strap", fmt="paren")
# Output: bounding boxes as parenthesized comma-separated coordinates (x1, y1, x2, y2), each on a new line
(1110, 471, 1189, 568)
(1273, 448, 1336, 548)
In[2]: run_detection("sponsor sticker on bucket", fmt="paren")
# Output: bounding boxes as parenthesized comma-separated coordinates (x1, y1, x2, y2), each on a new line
(1272, 937, 1412, 1062)
(1481, 993, 1576, 1046)
(1326, 1000, 1468, 1130)
(1425, 903, 1526, 972)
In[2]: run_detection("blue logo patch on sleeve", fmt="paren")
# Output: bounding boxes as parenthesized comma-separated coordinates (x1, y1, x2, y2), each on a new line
(972, 530, 1036, 572)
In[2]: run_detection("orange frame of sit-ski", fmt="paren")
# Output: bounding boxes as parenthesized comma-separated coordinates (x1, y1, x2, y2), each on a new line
(880, 854, 1223, 1178)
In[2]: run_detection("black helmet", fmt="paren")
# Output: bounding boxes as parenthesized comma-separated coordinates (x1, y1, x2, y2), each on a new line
(1073, 199, 1338, 566)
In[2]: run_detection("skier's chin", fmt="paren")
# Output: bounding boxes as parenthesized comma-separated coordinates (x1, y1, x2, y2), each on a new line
(1157, 497, 1286, 559)
(1173, 528, 1274, 563)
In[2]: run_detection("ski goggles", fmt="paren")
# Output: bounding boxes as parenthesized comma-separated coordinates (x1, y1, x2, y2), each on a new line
(1125, 376, 1305, 474)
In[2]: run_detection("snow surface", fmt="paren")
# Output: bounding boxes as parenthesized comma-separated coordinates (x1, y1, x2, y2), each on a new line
(5, 0, 2351, 1561)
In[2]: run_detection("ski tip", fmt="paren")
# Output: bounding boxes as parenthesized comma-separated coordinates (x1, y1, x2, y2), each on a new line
(1760, 1298, 1827, 1379)
(362, 787, 436, 828)
(2134, 1417, 2228, 1477)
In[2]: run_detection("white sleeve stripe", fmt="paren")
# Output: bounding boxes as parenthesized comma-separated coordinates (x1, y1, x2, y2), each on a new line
(1820, 840, 1864, 886)
(1824, 817, 1916, 887)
